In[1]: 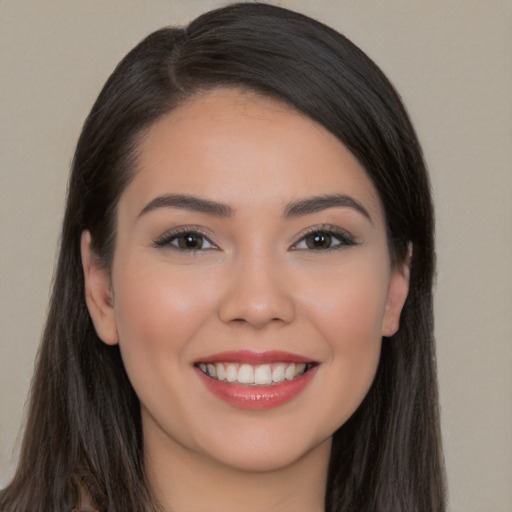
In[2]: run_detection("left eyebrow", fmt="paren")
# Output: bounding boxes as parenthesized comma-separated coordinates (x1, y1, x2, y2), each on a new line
(284, 194, 372, 222)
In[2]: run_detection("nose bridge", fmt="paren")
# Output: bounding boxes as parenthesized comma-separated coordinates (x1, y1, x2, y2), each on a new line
(218, 245, 295, 328)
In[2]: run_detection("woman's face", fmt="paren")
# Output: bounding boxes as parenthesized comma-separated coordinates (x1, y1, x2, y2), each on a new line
(83, 88, 409, 473)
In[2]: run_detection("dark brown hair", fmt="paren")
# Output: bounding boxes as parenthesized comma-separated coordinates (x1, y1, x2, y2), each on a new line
(1, 3, 445, 511)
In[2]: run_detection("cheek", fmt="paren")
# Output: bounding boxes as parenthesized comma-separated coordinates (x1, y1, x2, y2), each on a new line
(111, 261, 219, 371)
(322, 287, 383, 386)
(301, 259, 389, 346)
(297, 263, 388, 421)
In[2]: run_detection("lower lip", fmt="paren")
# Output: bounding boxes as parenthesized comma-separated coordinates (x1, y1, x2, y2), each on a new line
(195, 366, 318, 410)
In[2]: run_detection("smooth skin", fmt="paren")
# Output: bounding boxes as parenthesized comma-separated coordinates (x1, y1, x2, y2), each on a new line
(82, 88, 410, 512)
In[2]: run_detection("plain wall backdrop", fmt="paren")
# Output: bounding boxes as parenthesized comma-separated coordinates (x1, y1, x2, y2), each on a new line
(1, 1, 511, 510)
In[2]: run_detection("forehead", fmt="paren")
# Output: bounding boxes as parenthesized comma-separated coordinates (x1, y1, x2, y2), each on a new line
(122, 88, 384, 223)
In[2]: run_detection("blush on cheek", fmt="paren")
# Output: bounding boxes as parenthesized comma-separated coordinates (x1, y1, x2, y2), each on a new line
(113, 267, 217, 362)
(310, 286, 385, 410)
(315, 286, 387, 340)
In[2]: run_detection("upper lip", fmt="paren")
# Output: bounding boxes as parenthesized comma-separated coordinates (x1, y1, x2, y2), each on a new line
(195, 350, 318, 365)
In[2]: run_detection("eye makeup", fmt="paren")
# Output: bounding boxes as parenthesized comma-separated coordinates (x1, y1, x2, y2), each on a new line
(151, 222, 358, 255)
(290, 224, 358, 251)
(152, 225, 218, 253)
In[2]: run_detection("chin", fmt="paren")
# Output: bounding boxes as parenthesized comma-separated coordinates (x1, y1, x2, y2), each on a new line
(194, 429, 333, 474)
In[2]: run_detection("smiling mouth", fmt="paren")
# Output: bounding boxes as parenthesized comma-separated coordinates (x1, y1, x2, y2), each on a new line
(194, 351, 319, 409)
(196, 361, 316, 386)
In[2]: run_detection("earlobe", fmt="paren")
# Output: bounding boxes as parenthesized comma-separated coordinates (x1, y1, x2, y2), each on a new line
(81, 231, 119, 345)
(381, 244, 412, 337)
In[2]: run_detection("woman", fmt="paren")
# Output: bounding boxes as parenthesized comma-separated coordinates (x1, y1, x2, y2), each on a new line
(0, 3, 445, 511)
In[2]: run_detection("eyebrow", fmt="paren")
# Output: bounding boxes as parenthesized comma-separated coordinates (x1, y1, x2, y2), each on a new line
(138, 192, 371, 222)
(284, 194, 372, 222)
(138, 194, 233, 218)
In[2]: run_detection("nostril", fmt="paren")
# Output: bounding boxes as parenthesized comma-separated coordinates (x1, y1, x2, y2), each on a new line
(227, 316, 289, 329)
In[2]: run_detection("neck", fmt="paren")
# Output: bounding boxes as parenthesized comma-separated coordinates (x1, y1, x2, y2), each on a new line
(144, 431, 331, 512)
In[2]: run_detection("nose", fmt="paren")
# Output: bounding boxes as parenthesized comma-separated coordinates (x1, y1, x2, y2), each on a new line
(218, 251, 296, 329)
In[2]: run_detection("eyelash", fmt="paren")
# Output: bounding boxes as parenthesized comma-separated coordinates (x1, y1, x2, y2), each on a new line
(152, 224, 358, 253)
(291, 224, 358, 251)
(152, 226, 218, 253)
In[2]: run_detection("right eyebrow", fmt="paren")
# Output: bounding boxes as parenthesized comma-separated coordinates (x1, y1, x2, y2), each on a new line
(137, 194, 234, 218)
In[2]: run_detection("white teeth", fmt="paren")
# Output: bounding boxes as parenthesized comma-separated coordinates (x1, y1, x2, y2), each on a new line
(271, 364, 285, 383)
(215, 362, 225, 381)
(199, 361, 312, 386)
(206, 364, 217, 378)
(295, 363, 306, 376)
(285, 363, 296, 381)
(226, 363, 238, 382)
(238, 364, 255, 384)
(254, 364, 272, 385)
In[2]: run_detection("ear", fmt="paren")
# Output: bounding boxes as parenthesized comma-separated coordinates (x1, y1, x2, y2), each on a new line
(381, 244, 412, 337)
(81, 231, 119, 345)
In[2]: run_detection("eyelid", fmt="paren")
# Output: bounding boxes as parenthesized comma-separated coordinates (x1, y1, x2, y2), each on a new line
(290, 224, 358, 251)
(152, 225, 218, 251)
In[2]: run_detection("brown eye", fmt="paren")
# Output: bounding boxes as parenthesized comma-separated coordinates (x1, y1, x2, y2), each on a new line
(292, 227, 357, 251)
(176, 232, 205, 250)
(305, 232, 332, 250)
(153, 230, 216, 251)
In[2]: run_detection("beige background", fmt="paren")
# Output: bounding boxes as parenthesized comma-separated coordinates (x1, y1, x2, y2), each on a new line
(1, 1, 511, 510)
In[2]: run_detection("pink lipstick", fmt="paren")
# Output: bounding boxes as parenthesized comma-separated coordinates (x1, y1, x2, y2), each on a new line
(194, 350, 318, 410)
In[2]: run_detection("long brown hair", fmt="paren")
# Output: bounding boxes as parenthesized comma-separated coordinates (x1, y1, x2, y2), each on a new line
(1, 3, 445, 511)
